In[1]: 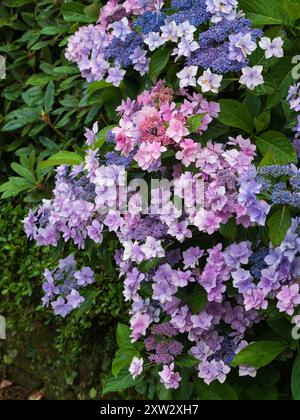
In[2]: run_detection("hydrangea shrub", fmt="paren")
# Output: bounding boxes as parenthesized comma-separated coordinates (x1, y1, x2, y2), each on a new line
(23, 0, 300, 400)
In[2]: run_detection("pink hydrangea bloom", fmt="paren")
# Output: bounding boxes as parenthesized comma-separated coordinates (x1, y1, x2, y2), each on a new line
(276, 284, 300, 316)
(176, 138, 199, 167)
(243, 288, 268, 311)
(134, 142, 167, 170)
(113, 119, 135, 155)
(130, 312, 151, 342)
(159, 363, 182, 389)
(129, 357, 144, 380)
(166, 117, 189, 143)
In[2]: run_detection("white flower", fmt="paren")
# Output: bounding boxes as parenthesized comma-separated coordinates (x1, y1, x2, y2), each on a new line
(239, 66, 264, 91)
(144, 32, 165, 51)
(141, 237, 165, 259)
(177, 65, 198, 88)
(198, 69, 223, 94)
(174, 37, 199, 58)
(259, 37, 284, 59)
(129, 357, 144, 380)
(239, 365, 257, 378)
(178, 21, 197, 42)
(106, 64, 126, 87)
(123, 240, 135, 261)
(161, 20, 180, 43)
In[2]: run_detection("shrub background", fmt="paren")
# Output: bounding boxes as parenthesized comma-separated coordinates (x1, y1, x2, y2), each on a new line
(0, 0, 128, 399)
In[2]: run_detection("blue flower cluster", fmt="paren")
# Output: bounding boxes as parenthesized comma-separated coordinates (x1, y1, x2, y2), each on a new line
(272, 183, 300, 207)
(257, 165, 300, 207)
(104, 32, 143, 68)
(249, 248, 268, 279)
(134, 11, 167, 34)
(171, 0, 210, 26)
(105, 150, 136, 167)
(188, 18, 263, 73)
(210, 337, 238, 366)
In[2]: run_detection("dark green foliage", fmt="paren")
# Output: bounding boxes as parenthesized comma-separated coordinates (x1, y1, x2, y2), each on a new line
(0, 0, 105, 202)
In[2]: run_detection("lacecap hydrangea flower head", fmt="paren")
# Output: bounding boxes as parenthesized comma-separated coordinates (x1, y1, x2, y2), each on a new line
(65, 0, 283, 92)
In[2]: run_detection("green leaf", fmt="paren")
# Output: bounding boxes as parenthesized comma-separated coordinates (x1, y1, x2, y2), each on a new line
(31, 40, 52, 51)
(256, 131, 297, 165)
(53, 66, 79, 75)
(89, 388, 97, 399)
(116, 323, 134, 351)
(195, 381, 239, 400)
(253, 75, 276, 96)
(187, 114, 205, 133)
(254, 111, 271, 133)
(268, 207, 291, 246)
(22, 87, 43, 107)
(44, 81, 55, 114)
(246, 383, 278, 400)
(102, 368, 143, 395)
(139, 257, 161, 273)
(157, 383, 172, 400)
(2, 119, 28, 131)
(218, 99, 254, 133)
(39, 151, 83, 169)
(2, 0, 34, 6)
(40, 26, 69, 36)
(87, 80, 112, 94)
(220, 218, 238, 242)
(26, 74, 54, 86)
(62, 2, 95, 23)
(11, 163, 36, 184)
(0, 178, 33, 199)
(149, 46, 171, 83)
(112, 349, 135, 377)
(176, 354, 198, 368)
(232, 341, 287, 368)
(173, 368, 191, 400)
(292, 354, 300, 400)
(239, 0, 300, 26)
(84, 0, 101, 21)
(188, 285, 208, 315)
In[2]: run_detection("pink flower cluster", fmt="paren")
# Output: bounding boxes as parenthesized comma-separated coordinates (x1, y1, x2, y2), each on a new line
(24, 81, 293, 392)
(113, 82, 220, 170)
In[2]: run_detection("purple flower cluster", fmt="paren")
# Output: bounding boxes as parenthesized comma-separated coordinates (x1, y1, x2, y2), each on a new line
(122, 217, 300, 385)
(145, 323, 183, 365)
(42, 254, 94, 317)
(24, 165, 99, 249)
(65, 2, 152, 85)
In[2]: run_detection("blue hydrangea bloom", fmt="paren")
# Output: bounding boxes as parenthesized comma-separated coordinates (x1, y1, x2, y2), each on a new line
(188, 18, 263, 74)
(104, 33, 143, 68)
(134, 11, 167, 34)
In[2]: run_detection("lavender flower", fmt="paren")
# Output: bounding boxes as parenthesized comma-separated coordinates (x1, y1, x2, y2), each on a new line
(159, 363, 181, 389)
(129, 357, 144, 380)
(239, 66, 264, 90)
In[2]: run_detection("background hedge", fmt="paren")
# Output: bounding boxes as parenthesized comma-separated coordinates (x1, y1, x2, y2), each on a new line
(0, 0, 130, 399)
